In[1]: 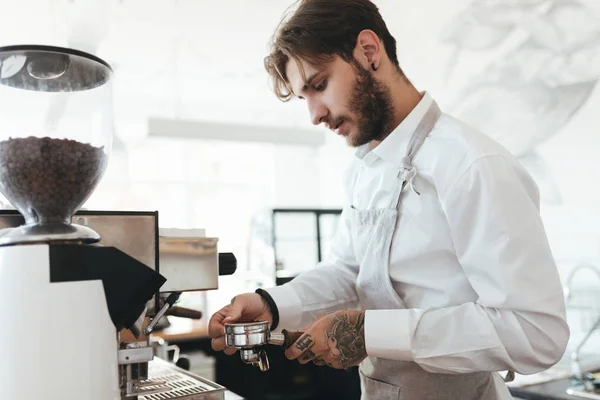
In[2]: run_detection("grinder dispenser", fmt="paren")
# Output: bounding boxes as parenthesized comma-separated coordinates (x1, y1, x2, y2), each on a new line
(0, 44, 113, 246)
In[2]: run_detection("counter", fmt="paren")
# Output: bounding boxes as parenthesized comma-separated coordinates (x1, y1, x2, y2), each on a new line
(510, 380, 574, 399)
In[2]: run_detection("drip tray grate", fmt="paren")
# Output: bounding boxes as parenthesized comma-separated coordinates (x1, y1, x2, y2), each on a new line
(139, 358, 225, 400)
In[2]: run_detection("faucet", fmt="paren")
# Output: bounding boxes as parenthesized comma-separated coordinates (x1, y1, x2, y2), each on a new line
(564, 264, 600, 392)
(564, 264, 600, 303)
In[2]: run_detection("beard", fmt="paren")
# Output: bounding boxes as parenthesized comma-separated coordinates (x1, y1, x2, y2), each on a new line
(345, 63, 395, 147)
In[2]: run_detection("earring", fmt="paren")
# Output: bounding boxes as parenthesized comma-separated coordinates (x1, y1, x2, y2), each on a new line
(371, 63, 377, 71)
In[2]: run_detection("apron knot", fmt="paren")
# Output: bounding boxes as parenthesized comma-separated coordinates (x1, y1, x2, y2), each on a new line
(402, 165, 420, 196)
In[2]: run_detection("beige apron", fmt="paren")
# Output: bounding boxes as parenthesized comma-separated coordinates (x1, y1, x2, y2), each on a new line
(349, 100, 506, 400)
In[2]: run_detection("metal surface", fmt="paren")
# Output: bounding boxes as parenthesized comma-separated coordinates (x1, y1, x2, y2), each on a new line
(0, 210, 220, 292)
(118, 347, 155, 365)
(0, 210, 157, 271)
(146, 303, 171, 335)
(152, 337, 181, 364)
(224, 321, 291, 372)
(145, 293, 180, 335)
(225, 321, 269, 348)
(119, 341, 160, 398)
(239, 349, 269, 372)
(268, 332, 286, 347)
(139, 357, 226, 400)
(0, 44, 112, 92)
(0, 222, 100, 246)
(159, 233, 219, 292)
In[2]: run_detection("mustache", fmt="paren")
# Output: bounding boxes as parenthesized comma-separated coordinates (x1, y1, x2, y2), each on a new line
(323, 116, 348, 130)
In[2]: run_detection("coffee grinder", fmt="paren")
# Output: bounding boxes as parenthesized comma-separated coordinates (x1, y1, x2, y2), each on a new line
(0, 45, 230, 399)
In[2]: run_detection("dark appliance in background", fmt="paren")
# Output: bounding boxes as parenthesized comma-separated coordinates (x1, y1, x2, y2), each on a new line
(271, 208, 342, 285)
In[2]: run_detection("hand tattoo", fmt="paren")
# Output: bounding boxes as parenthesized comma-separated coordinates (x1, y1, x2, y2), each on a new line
(313, 357, 326, 366)
(295, 334, 314, 351)
(302, 350, 315, 361)
(325, 311, 366, 369)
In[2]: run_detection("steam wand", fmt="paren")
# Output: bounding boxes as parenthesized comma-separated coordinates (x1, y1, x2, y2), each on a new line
(144, 292, 181, 335)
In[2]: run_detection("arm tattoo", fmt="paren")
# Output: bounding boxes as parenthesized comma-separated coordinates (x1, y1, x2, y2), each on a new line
(295, 334, 314, 351)
(325, 312, 366, 368)
(302, 350, 315, 361)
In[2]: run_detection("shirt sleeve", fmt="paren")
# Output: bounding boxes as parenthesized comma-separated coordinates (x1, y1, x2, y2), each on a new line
(266, 205, 360, 332)
(365, 154, 570, 375)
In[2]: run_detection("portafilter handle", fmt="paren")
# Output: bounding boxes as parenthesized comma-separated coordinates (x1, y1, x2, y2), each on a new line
(224, 321, 303, 372)
(269, 330, 304, 348)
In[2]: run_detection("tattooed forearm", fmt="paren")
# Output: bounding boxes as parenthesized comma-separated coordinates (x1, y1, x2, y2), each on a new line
(295, 334, 314, 351)
(302, 350, 315, 361)
(325, 311, 366, 369)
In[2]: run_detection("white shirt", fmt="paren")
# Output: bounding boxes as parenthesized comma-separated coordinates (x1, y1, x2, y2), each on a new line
(266, 92, 569, 375)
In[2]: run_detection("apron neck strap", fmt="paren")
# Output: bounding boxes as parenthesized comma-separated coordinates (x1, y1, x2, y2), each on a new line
(350, 99, 443, 208)
(400, 100, 442, 171)
(393, 100, 442, 205)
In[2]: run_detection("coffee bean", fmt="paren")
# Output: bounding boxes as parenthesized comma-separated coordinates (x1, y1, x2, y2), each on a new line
(0, 137, 108, 224)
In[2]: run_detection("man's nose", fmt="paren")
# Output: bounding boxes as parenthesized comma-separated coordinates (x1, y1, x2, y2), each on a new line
(308, 99, 328, 126)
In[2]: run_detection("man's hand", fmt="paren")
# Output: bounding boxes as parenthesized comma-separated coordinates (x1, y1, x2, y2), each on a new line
(208, 293, 274, 355)
(285, 310, 366, 369)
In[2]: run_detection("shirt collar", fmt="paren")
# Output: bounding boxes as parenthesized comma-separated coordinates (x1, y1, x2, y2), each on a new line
(354, 91, 433, 166)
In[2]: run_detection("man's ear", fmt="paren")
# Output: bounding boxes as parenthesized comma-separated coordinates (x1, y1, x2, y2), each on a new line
(353, 29, 382, 71)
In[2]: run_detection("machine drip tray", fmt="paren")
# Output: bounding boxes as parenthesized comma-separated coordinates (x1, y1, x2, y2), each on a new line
(141, 357, 226, 400)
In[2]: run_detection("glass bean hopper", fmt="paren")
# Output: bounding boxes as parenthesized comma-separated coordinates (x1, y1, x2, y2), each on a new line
(0, 45, 113, 245)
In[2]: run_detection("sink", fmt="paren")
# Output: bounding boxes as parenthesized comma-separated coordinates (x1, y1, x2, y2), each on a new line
(567, 385, 600, 399)
(567, 370, 600, 399)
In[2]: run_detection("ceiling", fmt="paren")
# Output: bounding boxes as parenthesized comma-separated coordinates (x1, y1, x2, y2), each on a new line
(1, 0, 599, 147)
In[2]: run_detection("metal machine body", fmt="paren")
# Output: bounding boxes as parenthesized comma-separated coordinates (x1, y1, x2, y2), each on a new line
(0, 210, 221, 293)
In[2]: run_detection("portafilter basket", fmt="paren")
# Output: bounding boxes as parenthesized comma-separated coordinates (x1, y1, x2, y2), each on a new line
(224, 321, 302, 372)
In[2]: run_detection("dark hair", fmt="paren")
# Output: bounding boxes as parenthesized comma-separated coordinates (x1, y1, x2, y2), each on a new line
(264, 0, 400, 102)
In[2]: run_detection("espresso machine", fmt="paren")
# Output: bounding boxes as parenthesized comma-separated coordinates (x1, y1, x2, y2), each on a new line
(0, 45, 234, 399)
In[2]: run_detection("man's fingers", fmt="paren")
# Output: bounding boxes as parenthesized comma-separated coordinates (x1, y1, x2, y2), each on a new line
(211, 337, 226, 351)
(285, 332, 315, 360)
(322, 353, 342, 369)
(208, 305, 232, 337)
(298, 349, 318, 364)
(211, 337, 238, 356)
(312, 357, 326, 366)
(223, 296, 246, 324)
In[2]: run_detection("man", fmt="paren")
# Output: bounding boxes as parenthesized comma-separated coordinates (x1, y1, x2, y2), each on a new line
(209, 0, 570, 398)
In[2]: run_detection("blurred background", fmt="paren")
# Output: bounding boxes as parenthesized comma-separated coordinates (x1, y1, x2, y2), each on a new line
(1, 0, 599, 398)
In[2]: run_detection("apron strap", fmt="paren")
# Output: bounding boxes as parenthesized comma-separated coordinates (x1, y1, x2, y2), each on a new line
(350, 99, 443, 209)
(401, 101, 442, 171)
(393, 100, 442, 208)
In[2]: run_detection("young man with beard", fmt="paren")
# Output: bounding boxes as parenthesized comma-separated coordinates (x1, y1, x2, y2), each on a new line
(209, 1, 570, 399)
